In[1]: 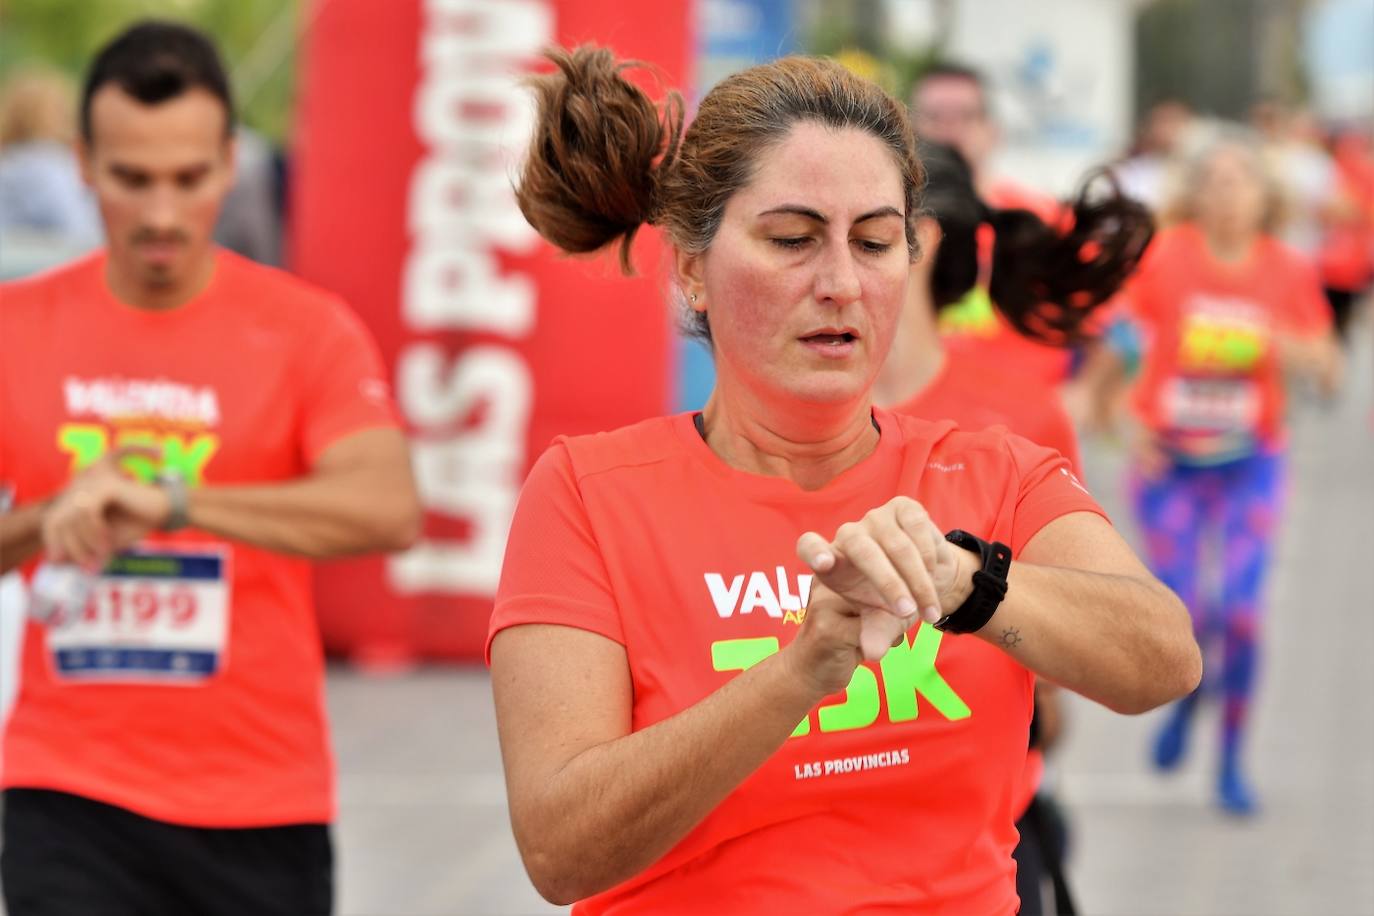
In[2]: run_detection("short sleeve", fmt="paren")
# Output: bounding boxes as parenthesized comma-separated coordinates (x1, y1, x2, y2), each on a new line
(296, 299, 400, 464)
(485, 442, 623, 663)
(1005, 434, 1109, 555)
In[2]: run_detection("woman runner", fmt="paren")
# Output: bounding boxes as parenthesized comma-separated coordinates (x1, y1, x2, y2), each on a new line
(1116, 128, 1340, 815)
(489, 46, 1200, 913)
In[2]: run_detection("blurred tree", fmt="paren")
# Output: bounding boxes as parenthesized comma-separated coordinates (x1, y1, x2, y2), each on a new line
(0, 0, 300, 142)
(805, 0, 955, 100)
(1134, 0, 1314, 122)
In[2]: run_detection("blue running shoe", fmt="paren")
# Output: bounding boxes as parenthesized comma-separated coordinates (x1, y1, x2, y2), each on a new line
(1151, 700, 1194, 771)
(1217, 764, 1259, 817)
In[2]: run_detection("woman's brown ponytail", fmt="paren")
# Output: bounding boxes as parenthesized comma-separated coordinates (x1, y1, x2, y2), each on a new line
(515, 45, 683, 275)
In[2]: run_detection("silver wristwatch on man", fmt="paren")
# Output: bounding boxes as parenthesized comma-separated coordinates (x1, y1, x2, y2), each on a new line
(155, 469, 191, 531)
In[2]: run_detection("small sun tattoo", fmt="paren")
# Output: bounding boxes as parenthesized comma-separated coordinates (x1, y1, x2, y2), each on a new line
(1000, 627, 1022, 649)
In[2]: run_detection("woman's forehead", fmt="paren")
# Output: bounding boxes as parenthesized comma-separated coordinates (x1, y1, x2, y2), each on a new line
(732, 122, 905, 220)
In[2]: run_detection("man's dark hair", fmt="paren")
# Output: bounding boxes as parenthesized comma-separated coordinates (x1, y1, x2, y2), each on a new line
(912, 61, 989, 113)
(80, 20, 234, 142)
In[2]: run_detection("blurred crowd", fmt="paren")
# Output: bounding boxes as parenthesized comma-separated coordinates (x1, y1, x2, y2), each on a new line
(4, 60, 1368, 348)
(1114, 95, 1373, 341)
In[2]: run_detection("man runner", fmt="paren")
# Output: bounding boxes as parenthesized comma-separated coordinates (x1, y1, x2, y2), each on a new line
(0, 21, 420, 915)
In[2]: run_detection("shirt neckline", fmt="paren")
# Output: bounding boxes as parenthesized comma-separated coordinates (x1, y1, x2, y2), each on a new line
(86, 248, 228, 324)
(671, 407, 907, 503)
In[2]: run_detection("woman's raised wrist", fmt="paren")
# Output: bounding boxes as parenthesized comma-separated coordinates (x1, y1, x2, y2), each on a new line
(942, 545, 980, 615)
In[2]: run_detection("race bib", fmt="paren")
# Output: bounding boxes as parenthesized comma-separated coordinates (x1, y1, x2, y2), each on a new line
(1160, 376, 1261, 461)
(45, 546, 231, 683)
(1161, 376, 1261, 432)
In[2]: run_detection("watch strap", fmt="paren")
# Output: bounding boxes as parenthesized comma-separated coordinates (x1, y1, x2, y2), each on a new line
(933, 529, 1011, 634)
(156, 471, 190, 532)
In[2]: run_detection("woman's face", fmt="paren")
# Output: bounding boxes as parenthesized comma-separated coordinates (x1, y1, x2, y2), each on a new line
(1194, 145, 1269, 237)
(682, 122, 911, 408)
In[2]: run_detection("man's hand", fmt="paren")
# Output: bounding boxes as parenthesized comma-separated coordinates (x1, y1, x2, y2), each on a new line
(42, 446, 171, 569)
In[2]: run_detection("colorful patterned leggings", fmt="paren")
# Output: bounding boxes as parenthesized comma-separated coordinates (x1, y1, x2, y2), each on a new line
(1131, 449, 1285, 750)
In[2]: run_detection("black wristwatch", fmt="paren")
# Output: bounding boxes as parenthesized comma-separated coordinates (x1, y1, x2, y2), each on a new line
(933, 529, 1011, 634)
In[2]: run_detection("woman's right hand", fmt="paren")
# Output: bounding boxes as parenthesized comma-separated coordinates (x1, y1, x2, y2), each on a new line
(785, 496, 970, 696)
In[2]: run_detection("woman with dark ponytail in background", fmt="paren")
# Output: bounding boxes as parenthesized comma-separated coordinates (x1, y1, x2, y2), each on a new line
(876, 141, 1153, 471)
(488, 46, 1199, 914)
(874, 141, 1154, 913)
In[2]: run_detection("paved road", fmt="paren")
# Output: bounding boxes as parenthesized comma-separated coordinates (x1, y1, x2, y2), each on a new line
(331, 318, 1372, 916)
(1054, 320, 1374, 916)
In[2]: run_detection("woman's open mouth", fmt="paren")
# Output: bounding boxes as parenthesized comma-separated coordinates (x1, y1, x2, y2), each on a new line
(798, 329, 858, 357)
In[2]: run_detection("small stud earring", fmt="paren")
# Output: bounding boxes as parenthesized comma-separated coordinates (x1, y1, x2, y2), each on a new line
(690, 293, 699, 303)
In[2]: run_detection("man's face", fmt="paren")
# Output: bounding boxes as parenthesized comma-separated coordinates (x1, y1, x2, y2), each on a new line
(79, 85, 235, 295)
(911, 76, 996, 172)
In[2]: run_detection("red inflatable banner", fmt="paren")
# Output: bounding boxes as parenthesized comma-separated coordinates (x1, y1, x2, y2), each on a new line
(290, 0, 692, 661)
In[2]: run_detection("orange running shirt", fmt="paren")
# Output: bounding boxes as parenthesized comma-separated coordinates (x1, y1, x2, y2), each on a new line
(489, 409, 1103, 914)
(890, 356, 1082, 476)
(0, 249, 398, 827)
(1122, 224, 1332, 461)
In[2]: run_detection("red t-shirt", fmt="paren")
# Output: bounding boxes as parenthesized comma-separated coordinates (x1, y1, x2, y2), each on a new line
(938, 180, 1076, 386)
(1320, 137, 1374, 290)
(0, 249, 398, 827)
(1122, 225, 1332, 461)
(890, 356, 1082, 476)
(488, 409, 1103, 914)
